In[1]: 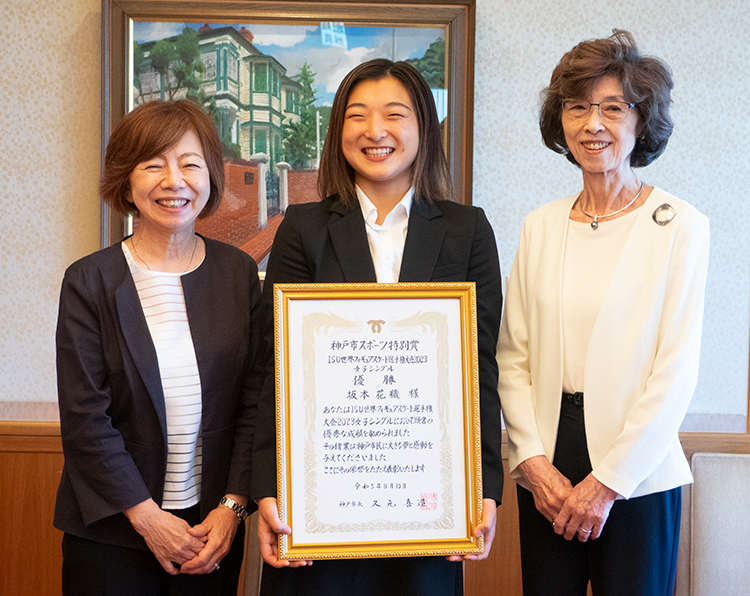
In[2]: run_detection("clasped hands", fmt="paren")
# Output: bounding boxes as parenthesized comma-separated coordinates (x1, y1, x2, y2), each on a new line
(518, 455, 617, 542)
(124, 497, 242, 575)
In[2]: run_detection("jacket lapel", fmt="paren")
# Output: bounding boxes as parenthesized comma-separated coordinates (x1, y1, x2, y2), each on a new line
(399, 199, 445, 282)
(327, 200, 377, 282)
(180, 256, 213, 425)
(115, 273, 168, 438)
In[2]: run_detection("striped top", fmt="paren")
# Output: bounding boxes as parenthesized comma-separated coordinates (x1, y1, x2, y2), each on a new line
(122, 243, 203, 510)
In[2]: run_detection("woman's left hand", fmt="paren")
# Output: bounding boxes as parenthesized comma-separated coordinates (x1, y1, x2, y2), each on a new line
(552, 474, 617, 542)
(179, 503, 241, 574)
(446, 499, 497, 561)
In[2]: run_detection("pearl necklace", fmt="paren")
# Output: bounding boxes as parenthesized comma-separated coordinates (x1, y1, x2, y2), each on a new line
(131, 235, 198, 272)
(578, 181, 644, 230)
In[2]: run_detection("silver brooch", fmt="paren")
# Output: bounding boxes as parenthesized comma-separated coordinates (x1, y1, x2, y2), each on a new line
(652, 203, 676, 226)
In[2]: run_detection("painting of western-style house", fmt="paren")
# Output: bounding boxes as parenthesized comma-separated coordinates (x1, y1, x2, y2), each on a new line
(130, 22, 447, 269)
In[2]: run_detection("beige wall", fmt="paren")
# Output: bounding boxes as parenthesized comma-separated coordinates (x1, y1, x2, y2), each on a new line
(1, 0, 748, 429)
(0, 0, 102, 418)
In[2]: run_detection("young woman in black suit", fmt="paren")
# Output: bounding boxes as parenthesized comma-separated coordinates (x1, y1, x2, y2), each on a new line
(251, 59, 504, 596)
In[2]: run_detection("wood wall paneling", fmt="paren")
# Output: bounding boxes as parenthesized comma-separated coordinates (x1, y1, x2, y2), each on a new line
(0, 422, 64, 596)
(464, 458, 523, 595)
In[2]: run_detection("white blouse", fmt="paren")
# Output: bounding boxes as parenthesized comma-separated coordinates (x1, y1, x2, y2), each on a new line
(561, 209, 639, 393)
(123, 243, 203, 510)
(356, 185, 413, 283)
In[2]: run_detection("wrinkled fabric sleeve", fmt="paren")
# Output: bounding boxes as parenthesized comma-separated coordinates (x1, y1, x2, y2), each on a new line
(225, 256, 267, 499)
(469, 208, 505, 504)
(496, 218, 549, 480)
(56, 267, 152, 526)
(250, 206, 312, 500)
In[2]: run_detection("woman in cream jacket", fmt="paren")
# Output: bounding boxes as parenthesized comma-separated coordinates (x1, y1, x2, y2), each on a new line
(497, 30, 709, 596)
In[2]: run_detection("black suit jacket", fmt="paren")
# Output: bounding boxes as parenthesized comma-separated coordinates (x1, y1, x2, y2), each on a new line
(54, 238, 266, 549)
(251, 196, 504, 503)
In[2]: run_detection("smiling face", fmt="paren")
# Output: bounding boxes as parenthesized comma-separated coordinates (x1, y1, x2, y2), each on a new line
(127, 129, 210, 234)
(563, 76, 639, 179)
(341, 76, 420, 201)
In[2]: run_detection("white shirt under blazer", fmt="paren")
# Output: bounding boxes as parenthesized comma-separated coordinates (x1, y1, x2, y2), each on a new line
(497, 187, 710, 499)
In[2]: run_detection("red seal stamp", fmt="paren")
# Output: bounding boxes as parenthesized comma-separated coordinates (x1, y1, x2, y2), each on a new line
(420, 493, 438, 511)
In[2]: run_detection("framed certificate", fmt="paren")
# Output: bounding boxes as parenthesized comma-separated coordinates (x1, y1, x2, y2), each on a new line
(273, 282, 485, 559)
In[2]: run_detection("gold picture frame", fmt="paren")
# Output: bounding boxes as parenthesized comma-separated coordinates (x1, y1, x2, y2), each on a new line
(273, 282, 484, 559)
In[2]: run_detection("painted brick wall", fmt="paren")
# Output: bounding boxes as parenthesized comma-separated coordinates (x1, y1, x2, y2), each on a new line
(288, 169, 321, 205)
(195, 160, 260, 245)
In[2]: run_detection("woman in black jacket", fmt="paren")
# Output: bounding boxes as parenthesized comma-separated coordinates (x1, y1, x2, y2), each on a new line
(251, 59, 504, 596)
(55, 100, 266, 595)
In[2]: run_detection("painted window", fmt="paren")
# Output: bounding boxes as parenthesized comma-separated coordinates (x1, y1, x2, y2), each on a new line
(254, 131, 267, 154)
(254, 62, 268, 92)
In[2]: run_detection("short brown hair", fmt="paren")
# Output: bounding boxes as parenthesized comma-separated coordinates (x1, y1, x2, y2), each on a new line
(100, 100, 225, 218)
(540, 29, 674, 168)
(318, 59, 453, 206)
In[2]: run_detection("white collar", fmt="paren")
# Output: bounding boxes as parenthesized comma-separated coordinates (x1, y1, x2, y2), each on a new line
(355, 185, 414, 227)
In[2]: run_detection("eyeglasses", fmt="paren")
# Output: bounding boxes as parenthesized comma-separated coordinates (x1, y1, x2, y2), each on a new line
(562, 99, 636, 122)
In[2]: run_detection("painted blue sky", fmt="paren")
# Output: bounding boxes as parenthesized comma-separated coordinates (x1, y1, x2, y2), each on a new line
(133, 22, 445, 105)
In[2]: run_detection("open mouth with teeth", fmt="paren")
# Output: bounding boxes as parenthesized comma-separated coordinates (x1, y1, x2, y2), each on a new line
(582, 142, 611, 150)
(362, 147, 395, 157)
(156, 199, 189, 208)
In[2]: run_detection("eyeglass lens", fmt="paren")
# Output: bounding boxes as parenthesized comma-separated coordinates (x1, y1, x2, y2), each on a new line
(563, 101, 632, 121)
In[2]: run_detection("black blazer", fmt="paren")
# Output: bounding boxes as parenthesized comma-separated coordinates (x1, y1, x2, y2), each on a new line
(54, 238, 266, 550)
(251, 196, 504, 503)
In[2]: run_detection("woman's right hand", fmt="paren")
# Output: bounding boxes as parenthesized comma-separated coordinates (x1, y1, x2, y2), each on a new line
(517, 455, 574, 522)
(257, 497, 312, 568)
(124, 499, 206, 575)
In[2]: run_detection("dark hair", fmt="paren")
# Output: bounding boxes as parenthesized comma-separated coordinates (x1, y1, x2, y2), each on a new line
(539, 29, 674, 168)
(100, 100, 225, 218)
(318, 59, 453, 205)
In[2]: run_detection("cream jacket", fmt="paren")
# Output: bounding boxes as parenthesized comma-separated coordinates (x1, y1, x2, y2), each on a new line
(497, 188, 709, 499)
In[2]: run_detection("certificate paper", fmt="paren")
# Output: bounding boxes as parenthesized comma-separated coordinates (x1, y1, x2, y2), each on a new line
(274, 283, 484, 559)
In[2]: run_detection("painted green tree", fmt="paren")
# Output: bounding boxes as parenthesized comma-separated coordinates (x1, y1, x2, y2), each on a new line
(283, 62, 324, 169)
(149, 27, 205, 101)
(132, 42, 145, 97)
(132, 29, 239, 157)
(406, 38, 445, 88)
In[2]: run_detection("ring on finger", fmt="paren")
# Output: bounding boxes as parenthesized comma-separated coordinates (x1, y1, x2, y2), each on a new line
(579, 528, 592, 534)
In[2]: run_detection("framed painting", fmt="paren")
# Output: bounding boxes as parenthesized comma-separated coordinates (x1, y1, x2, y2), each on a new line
(102, 0, 476, 271)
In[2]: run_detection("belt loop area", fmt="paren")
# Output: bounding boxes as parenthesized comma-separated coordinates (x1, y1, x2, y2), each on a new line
(562, 391, 584, 408)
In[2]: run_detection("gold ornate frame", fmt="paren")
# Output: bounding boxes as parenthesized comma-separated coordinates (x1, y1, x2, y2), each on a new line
(101, 0, 477, 247)
(274, 282, 484, 559)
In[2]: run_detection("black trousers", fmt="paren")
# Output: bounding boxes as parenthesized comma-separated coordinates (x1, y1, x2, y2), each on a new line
(62, 504, 245, 596)
(260, 556, 463, 596)
(517, 395, 681, 596)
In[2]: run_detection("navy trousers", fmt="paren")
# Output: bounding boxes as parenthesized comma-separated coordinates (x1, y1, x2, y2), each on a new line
(517, 395, 682, 596)
(260, 556, 463, 596)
